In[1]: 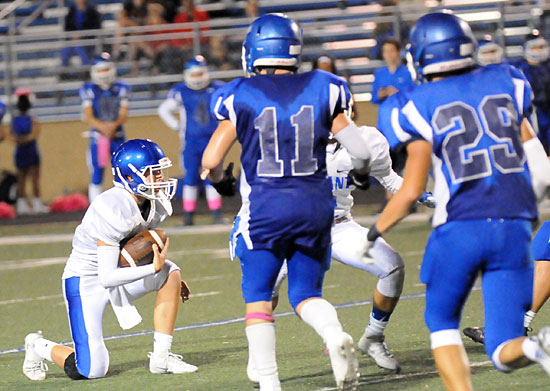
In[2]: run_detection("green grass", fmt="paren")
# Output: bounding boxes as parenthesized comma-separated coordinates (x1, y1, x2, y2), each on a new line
(1, 214, 549, 390)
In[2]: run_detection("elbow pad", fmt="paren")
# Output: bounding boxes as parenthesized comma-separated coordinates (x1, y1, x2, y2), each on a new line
(334, 123, 372, 163)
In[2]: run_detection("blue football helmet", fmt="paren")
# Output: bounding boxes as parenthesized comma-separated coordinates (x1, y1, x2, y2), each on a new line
(408, 12, 477, 82)
(476, 35, 503, 66)
(524, 30, 549, 63)
(242, 13, 303, 76)
(112, 139, 177, 201)
(91, 52, 116, 88)
(184, 55, 210, 90)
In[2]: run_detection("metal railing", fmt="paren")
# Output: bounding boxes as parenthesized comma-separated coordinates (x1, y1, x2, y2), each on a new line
(0, 0, 546, 122)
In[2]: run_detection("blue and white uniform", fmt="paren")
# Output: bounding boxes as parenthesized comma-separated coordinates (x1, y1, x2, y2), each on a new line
(79, 81, 130, 186)
(62, 187, 177, 378)
(160, 81, 224, 186)
(215, 69, 351, 309)
(513, 59, 550, 152)
(379, 62, 537, 358)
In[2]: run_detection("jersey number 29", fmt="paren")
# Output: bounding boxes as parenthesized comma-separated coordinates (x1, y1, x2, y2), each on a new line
(433, 95, 525, 184)
(255, 106, 318, 177)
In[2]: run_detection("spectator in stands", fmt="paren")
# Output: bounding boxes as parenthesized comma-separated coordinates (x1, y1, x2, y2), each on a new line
(115, 0, 150, 73)
(371, 38, 414, 212)
(371, 38, 413, 104)
(245, 0, 261, 18)
(61, 0, 102, 69)
(513, 30, 550, 154)
(160, 0, 180, 23)
(10, 89, 48, 215)
(172, 0, 210, 52)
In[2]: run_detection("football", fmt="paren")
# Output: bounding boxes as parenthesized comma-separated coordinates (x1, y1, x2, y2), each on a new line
(119, 229, 167, 268)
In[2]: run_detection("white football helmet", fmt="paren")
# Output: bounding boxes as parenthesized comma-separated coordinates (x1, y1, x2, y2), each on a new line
(524, 31, 550, 64)
(184, 55, 210, 90)
(91, 52, 116, 89)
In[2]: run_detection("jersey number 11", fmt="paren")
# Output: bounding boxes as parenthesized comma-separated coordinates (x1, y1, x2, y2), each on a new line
(256, 105, 318, 177)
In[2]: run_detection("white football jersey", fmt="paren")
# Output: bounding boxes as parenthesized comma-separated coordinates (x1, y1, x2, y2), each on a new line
(327, 126, 403, 219)
(63, 187, 171, 278)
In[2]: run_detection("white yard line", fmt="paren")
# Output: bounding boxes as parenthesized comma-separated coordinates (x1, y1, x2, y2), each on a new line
(0, 290, 221, 306)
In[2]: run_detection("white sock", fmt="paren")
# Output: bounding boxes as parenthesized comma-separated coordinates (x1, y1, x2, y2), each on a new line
(88, 184, 102, 202)
(153, 332, 173, 354)
(299, 298, 343, 347)
(245, 323, 280, 391)
(365, 313, 388, 338)
(33, 337, 59, 362)
(524, 310, 537, 329)
(522, 337, 544, 362)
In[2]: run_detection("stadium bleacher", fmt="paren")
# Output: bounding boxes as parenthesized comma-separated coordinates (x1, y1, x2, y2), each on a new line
(0, 0, 546, 122)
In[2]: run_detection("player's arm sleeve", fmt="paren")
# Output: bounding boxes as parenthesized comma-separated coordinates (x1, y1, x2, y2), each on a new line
(118, 83, 130, 107)
(158, 98, 180, 131)
(211, 83, 236, 125)
(510, 64, 533, 118)
(97, 244, 156, 288)
(359, 126, 404, 193)
(79, 85, 93, 109)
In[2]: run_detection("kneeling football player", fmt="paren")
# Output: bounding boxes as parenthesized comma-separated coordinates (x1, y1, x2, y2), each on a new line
(23, 139, 196, 381)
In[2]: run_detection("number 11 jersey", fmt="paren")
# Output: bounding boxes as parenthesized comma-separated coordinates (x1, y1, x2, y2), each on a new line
(379, 63, 537, 227)
(211, 70, 352, 251)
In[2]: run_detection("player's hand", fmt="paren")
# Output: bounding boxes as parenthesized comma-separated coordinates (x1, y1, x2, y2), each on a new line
(103, 123, 117, 139)
(418, 192, 436, 208)
(360, 238, 376, 265)
(152, 237, 169, 273)
(213, 162, 237, 197)
(180, 280, 191, 303)
(348, 169, 370, 190)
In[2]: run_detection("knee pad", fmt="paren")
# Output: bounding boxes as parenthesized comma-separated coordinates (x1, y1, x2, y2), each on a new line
(376, 266, 404, 298)
(64, 352, 86, 380)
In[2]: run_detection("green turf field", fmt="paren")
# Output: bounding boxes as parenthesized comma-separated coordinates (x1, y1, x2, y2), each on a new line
(1, 212, 549, 391)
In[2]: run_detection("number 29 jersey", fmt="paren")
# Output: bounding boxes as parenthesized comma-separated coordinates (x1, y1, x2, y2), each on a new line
(212, 70, 352, 251)
(379, 63, 537, 227)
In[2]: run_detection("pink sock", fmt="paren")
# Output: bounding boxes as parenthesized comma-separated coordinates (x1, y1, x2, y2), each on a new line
(208, 198, 222, 211)
(183, 199, 196, 212)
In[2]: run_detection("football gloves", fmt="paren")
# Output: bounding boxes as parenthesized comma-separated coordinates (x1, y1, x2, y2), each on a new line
(418, 192, 436, 208)
(348, 169, 370, 190)
(212, 162, 237, 197)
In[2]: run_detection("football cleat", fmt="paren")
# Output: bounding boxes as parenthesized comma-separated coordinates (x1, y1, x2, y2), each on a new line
(357, 334, 401, 373)
(23, 331, 48, 381)
(327, 332, 359, 391)
(533, 326, 550, 375)
(148, 351, 198, 374)
(463, 327, 485, 344)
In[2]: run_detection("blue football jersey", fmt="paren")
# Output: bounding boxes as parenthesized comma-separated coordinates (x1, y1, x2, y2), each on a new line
(79, 81, 130, 138)
(213, 70, 351, 251)
(379, 64, 537, 226)
(512, 59, 550, 113)
(167, 80, 224, 152)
